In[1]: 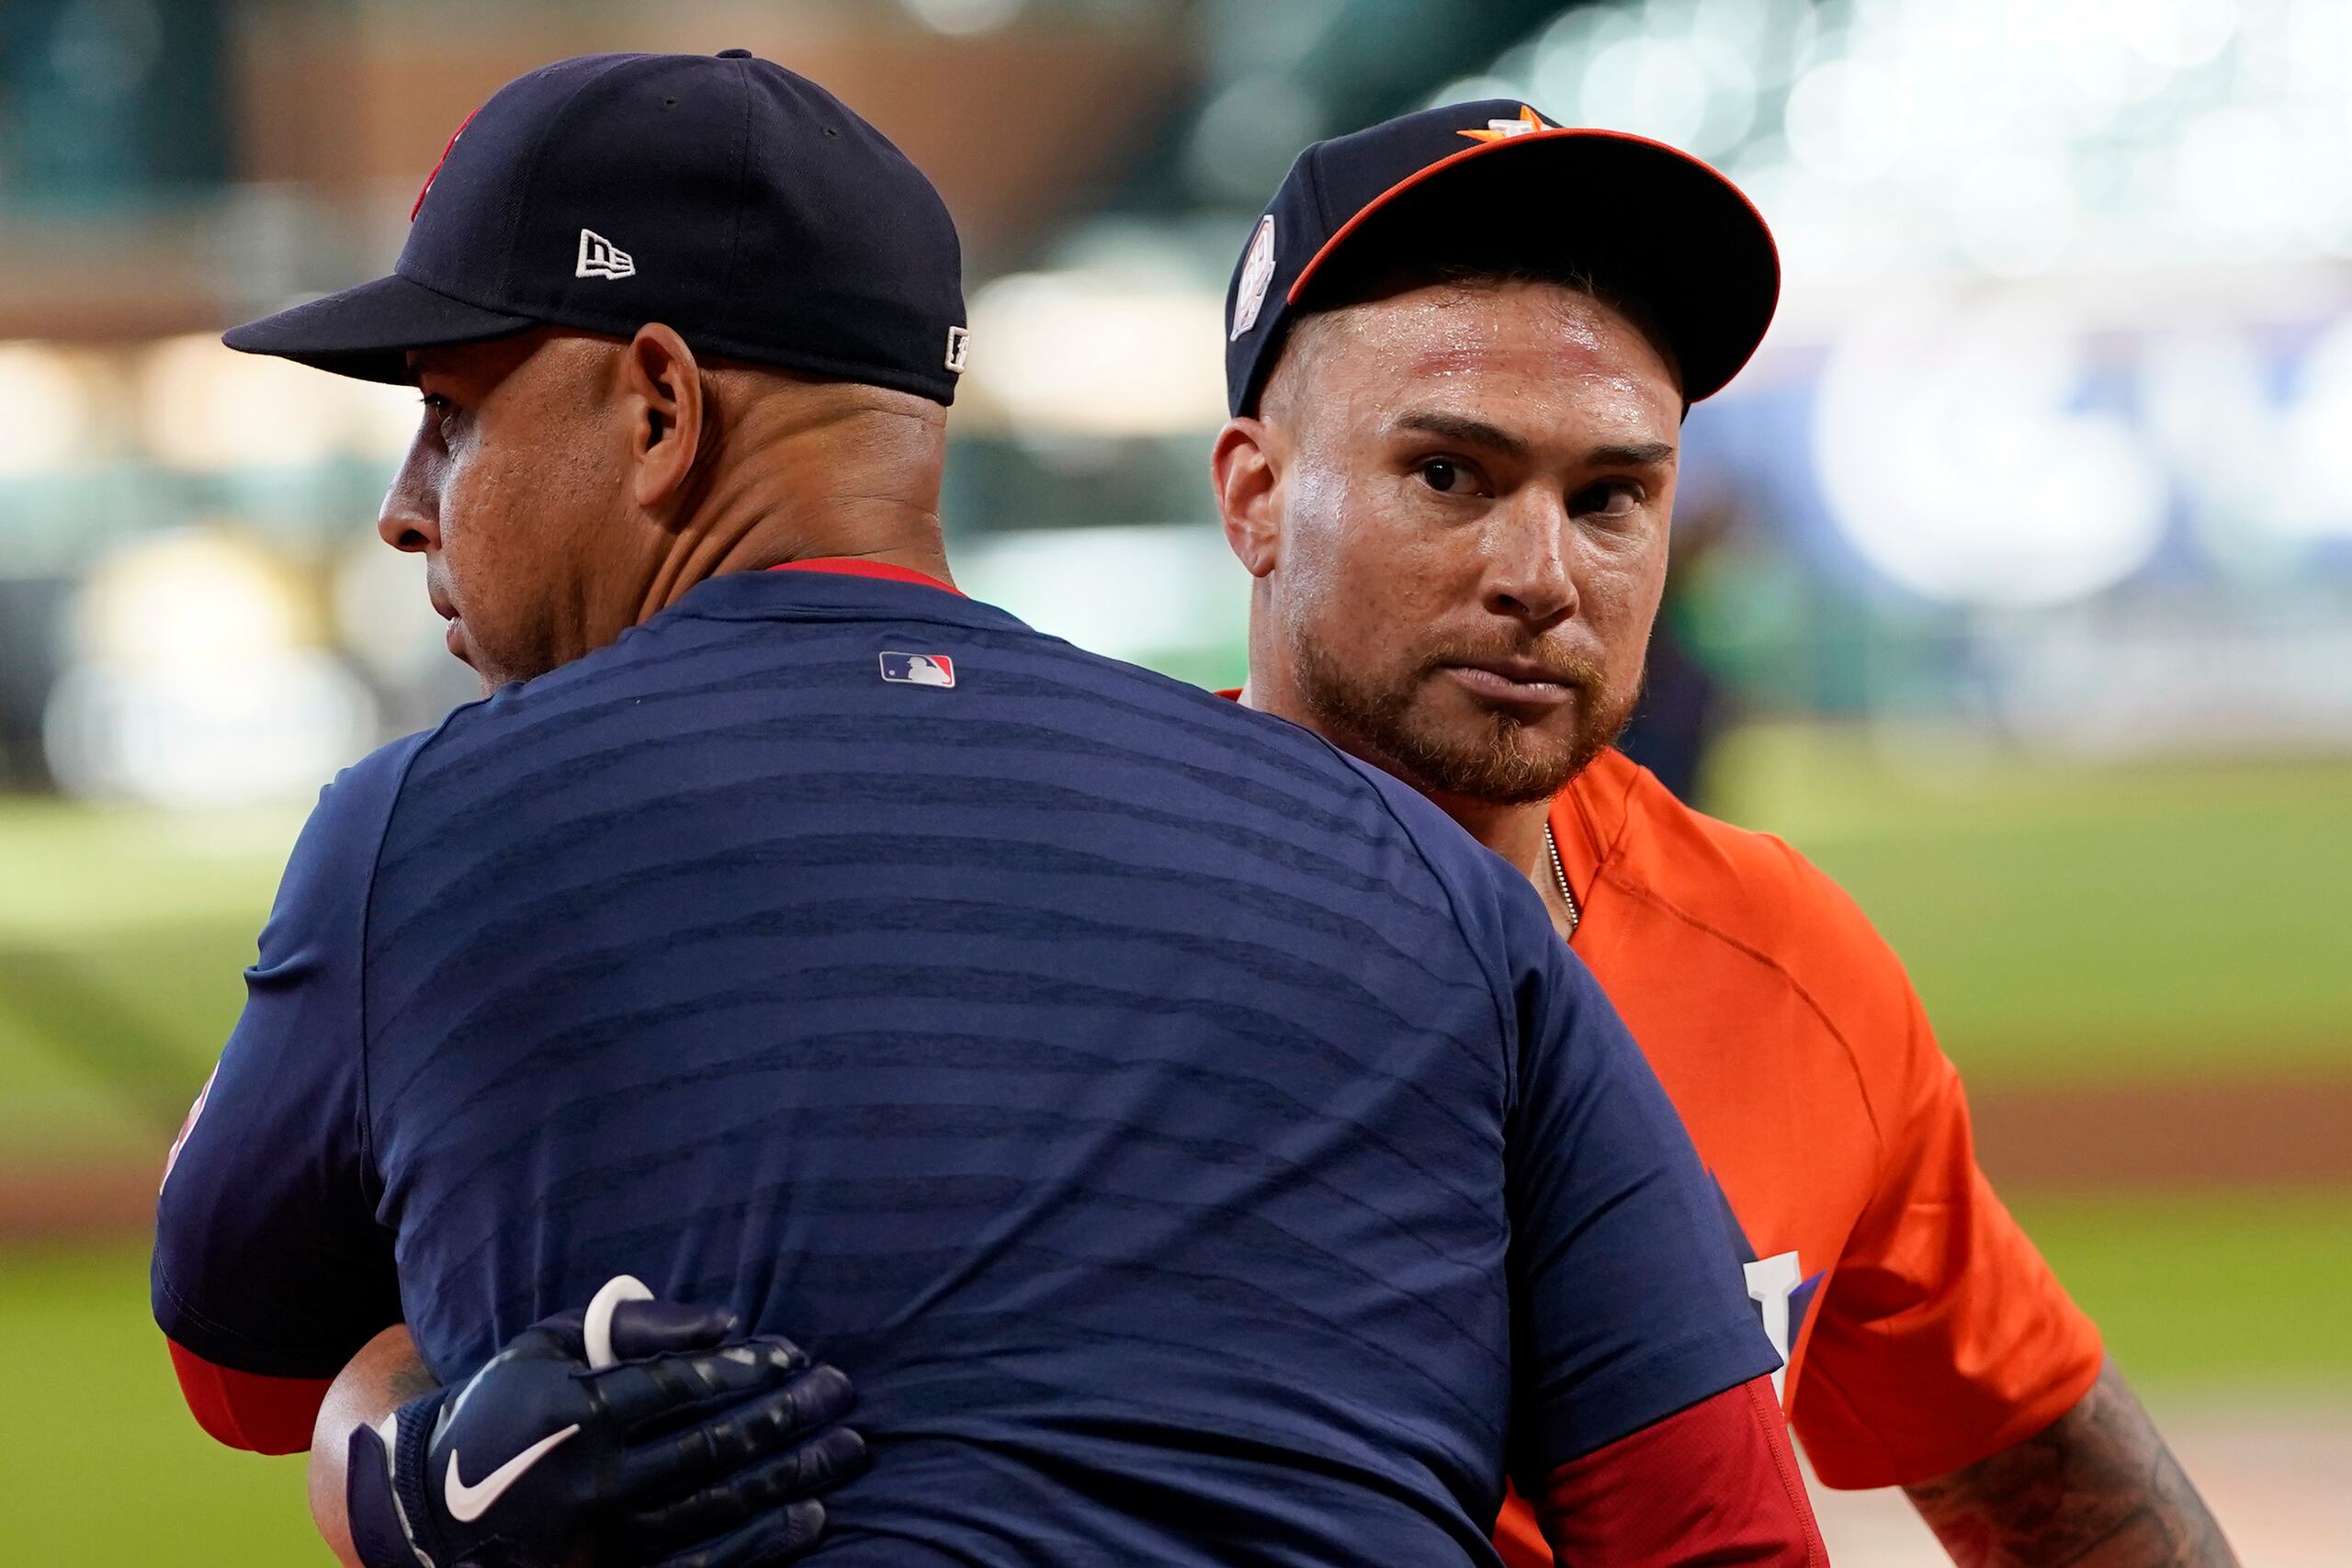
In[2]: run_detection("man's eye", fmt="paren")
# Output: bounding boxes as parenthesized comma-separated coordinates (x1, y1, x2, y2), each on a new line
(1576, 481, 1643, 518)
(1418, 458, 1478, 496)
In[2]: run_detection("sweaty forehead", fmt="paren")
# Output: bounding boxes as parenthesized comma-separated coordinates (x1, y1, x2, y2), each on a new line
(1301, 283, 1681, 436)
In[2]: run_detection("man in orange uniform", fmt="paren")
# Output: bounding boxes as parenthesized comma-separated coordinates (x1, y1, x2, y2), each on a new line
(1212, 100, 2236, 1565)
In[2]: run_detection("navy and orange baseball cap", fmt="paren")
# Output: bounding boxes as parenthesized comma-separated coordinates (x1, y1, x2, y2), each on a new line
(225, 51, 969, 404)
(1224, 101, 1778, 416)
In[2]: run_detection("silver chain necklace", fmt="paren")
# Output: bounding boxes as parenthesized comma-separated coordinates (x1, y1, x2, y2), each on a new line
(1543, 820, 1581, 938)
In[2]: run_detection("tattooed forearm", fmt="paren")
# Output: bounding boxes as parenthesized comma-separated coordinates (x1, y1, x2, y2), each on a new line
(1903, 1361, 2236, 1567)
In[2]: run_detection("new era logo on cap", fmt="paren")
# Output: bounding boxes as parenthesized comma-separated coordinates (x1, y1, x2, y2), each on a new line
(222, 52, 970, 403)
(879, 651, 955, 687)
(576, 229, 635, 279)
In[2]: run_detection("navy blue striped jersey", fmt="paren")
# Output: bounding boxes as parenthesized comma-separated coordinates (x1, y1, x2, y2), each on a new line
(154, 564, 1775, 1566)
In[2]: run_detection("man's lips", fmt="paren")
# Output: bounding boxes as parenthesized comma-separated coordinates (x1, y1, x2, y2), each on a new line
(1440, 658, 1585, 707)
(426, 592, 471, 662)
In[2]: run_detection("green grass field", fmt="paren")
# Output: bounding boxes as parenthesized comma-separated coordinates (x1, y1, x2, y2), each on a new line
(2, 1244, 316, 1564)
(0, 802, 296, 1158)
(1710, 726, 2352, 1083)
(11, 1194, 2350, 1564)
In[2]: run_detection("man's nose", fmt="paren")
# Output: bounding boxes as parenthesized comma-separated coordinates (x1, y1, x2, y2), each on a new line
(1482, 492, 1577, 625)
(378, 437, 441, 554)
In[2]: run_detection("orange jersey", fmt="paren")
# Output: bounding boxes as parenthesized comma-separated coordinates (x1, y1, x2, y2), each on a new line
(1490, 749, 2103, 1564)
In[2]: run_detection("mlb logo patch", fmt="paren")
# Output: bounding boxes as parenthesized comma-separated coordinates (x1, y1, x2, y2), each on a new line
(879, 651, 956, 687)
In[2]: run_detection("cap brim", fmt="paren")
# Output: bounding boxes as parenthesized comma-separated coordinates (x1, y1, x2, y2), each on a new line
(1288, 129, 1780, 404)
(221, 272, 541, 384)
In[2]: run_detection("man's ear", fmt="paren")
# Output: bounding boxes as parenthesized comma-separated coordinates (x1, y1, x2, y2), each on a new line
(1212, 417, 1283, 580)
(622, 323, 708, 514)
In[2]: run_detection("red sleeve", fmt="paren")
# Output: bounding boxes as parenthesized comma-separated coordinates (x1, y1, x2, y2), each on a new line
(166, 1337, 333, 1455)
(1533, 1376, 1825, 1567)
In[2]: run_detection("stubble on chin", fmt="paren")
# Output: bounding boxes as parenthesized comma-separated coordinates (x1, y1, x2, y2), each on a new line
(1289, 632, 1636, 806)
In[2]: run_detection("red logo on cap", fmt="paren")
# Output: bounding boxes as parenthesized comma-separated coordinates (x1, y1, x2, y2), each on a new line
(412, 106, 482, 220)
(1458, 105, 1553, 143)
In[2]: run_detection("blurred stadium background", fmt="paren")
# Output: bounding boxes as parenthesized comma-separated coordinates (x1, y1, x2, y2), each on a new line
(3, 0, 2347, 1560)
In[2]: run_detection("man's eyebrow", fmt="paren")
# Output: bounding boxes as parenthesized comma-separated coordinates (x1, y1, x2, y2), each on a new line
(1589, 439, 1678, 468)
(1393, 412, 1532, 461)
(1392, 412, 1677, 470)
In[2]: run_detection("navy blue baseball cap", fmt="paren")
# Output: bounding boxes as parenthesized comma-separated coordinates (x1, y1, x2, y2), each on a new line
(225, 51, 969, 404)
(1225, 101, 1779, 417)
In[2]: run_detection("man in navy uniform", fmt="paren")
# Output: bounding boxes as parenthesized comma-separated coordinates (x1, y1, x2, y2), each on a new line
(154, 51, 1822, 1568)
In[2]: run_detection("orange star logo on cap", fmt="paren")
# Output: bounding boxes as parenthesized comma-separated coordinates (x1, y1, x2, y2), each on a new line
(1459, 105, 1553, 142)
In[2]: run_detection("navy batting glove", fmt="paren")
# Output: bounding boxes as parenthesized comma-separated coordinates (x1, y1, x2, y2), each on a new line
(346, 1279, 866, 1568)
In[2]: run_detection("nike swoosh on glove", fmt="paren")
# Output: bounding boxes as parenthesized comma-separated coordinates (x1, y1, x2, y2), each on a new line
(346, 1280, 866, 1568)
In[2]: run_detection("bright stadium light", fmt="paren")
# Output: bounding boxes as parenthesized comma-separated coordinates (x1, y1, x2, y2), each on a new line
(140, 333, 346, 472)
(956, 524, 1245, 664)
(2125, 0, 2242, 70)
(0, 343, 99, 478)
(1467, 0, 2348, 280)
(1580, 34, 1711, 149)
(899, 0, 1024, 36)
(964, 270, 1227, 439)
(1949, 154, 2078, 276)
(44, 529, 377, 807)
(2281, 315, 2352, 540)
(346, 377, 428, 460)
(2132, 321, 2352, 568)
(44, 652, 376, 809)
(1812, 298, 2167, 607)
(70, 528, 310, 669)
(1783, 60, 1907, 186)
(2135, 329, 2287, 569)
(2177, 107, 2304, 245)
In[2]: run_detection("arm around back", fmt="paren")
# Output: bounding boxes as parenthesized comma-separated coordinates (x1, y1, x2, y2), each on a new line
(311, 1296, 869, 1568)
(311, 1323, 433, 1566)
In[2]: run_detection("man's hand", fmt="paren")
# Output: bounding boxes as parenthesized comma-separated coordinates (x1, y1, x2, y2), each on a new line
(340, 1279, 866, 1568)
(1905, 1360, 2236, 1566)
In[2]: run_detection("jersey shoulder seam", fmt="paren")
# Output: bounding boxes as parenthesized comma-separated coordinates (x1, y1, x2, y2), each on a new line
(1566, 747, 1645, 867)
(1593, 865, 1893, 1164)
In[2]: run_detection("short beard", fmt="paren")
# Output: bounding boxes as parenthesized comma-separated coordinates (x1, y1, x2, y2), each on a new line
(1291, 628, 1634, 806)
